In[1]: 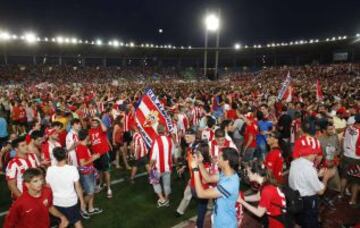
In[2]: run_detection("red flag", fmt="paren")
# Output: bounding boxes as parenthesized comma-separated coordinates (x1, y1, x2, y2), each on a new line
(134, 88, 174, 148)
(316, 80, 323, 101)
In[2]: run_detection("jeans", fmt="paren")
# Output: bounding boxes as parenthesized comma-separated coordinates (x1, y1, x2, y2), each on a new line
(191, 188, 208, 228)
(296, 195, 320, 228)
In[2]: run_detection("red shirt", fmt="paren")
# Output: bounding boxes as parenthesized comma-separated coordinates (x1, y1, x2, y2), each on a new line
(226, 109, 238, 120)
(244, 123, 258, 148)
(89, 127, 110, 155)
(4, 186, 53, 228)
(58, 130, 67, 147)
(293, 135, 322, 159)
(264, 149, 284, 184)
(259, 185, 286, 228)
(76, 144, 94, 174)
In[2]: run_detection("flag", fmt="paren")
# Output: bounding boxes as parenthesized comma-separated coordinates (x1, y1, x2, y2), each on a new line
(134, 88, 174, 148)
(283, 85, 293, 103)
(277, 71, 292, 101)
(316, 80, 323, 101)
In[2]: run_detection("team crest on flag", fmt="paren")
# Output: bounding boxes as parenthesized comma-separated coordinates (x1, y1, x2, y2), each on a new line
(144, 110, 160, 127)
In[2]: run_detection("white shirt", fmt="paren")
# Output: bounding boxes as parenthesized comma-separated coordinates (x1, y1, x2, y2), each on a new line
(343, 126, 360, 159)
(66, 129, 79, 167)
(46, 165, 79, 207)
(288, 157, 324, 197)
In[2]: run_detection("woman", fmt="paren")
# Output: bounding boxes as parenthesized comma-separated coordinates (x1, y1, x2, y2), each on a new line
(238, 162, 287, 228)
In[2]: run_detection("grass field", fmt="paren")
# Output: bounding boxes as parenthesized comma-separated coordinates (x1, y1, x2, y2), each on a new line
(0, 169, 198, 228)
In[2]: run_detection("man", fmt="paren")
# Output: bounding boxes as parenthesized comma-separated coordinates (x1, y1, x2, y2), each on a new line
(130, 127, 149, 183)
(76, 129, 103, 217)
(6, 136, 40, 199)
(88, 117, 112, 198)
(340, 114, 360, 205)
(256, 110, 273, 160)
(277, 106, 292, 159)
(149, 124, 175, 207)
(242, 114, 258, 162)
(288, 146, 335, 228)
(191, 147, 240, 228)
(4, 168, 69, 228)
(201, 116, 216, 142)
(66, 118, 82, 167)
(209, 129, 237, 167)
(264, 132, 284, 184)
(318, 122, 342, 192)
(46, 147, 86, 226)
(27, 130, 43, 161)
(41, 127, 62, 167)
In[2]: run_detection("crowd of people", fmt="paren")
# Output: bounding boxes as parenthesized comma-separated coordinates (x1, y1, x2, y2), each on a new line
(0, 62, 359, 228)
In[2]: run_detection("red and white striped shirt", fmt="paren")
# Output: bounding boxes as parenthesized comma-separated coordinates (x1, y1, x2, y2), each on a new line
(293, 135, 322, 159)
(209, 138, 238, 159)
(201, 127, 215, 142)
(124, 112, 135, 132)
(190, 107, 202, 127)
(177, 113, 189, 136)
(132, 132, 148, 160)
(150, 135, 175, 174)
(6, 153, 40, 193)
(41, 140, 62, 166)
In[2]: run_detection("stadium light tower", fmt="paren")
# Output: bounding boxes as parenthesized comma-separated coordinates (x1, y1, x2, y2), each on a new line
(203, 10, 221, 79)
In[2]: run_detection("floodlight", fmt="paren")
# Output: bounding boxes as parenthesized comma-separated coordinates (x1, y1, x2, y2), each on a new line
(234, 43, 241, 50)
(24, 32, 37, 43)
(204, 14, 220, 32)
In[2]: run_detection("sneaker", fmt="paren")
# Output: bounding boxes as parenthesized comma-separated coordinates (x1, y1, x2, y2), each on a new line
(106, 188, 113, 199)
(80, 210, 90, 220)
(157, 199, 169, 208)
(175, 211, 183, 217)
(88, 208, 103, 215)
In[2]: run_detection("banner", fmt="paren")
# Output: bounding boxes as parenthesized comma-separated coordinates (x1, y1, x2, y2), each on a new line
(277, 71, 292, 101)
(134, 88, 174, 148)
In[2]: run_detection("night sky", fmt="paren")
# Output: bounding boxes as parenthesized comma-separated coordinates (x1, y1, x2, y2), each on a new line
(1, 0, 360, 47)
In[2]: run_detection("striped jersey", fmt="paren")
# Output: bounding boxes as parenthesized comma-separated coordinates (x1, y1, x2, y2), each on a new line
(149, 135, 174, 174)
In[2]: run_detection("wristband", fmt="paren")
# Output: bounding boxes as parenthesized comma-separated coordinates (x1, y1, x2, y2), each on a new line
(193, 167, 199, 172)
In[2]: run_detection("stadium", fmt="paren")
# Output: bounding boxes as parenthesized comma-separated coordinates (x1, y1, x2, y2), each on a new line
(0, 1, 360, 228)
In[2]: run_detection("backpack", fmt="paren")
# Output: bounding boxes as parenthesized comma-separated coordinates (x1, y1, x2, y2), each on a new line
(281, 185, 303, 214)
(262, 185, 302, 228)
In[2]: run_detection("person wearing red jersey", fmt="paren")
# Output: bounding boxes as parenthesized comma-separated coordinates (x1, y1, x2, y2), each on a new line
(130, 127, 149, 183)
(292, 120, 323, 166)
(242, 113, 259, 162)
(225, 102, 239, 121)
(88, 117, 112, 198)
(4, 168, 69, 228)
(149, 124, 175, 207)
(6, 136, 40, 199)
(264, 132, 284, 184)
(76, 129, 103, 218)
(238, 162, 288, 228)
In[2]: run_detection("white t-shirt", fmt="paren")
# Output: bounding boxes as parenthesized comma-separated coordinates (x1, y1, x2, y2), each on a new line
(46, 165, 80, 207)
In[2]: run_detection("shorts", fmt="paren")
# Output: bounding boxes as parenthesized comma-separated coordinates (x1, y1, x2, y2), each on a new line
(94, 153, 111, 172)
(340, 156, 360, 184)
(55, 203, 81, 225)
(12, 120, 27, 127)
(134, 156, 149, 168)
(123, 131, 133, 144)
(243, 148, 256, 162)
(80, 172, 96, 194)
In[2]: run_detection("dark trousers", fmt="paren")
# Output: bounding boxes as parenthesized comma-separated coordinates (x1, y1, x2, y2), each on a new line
(296, 195, 320, 228)
(191, 188, 208, 228)
(196, 198, 208, 228)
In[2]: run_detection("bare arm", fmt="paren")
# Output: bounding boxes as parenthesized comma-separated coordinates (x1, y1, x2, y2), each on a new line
(198, 163, 219, 184)
(243, 191, 261, 202)
(7, 180, 22, 198)
(48, 206, 69, 228)
(193, 171, 221, 199)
